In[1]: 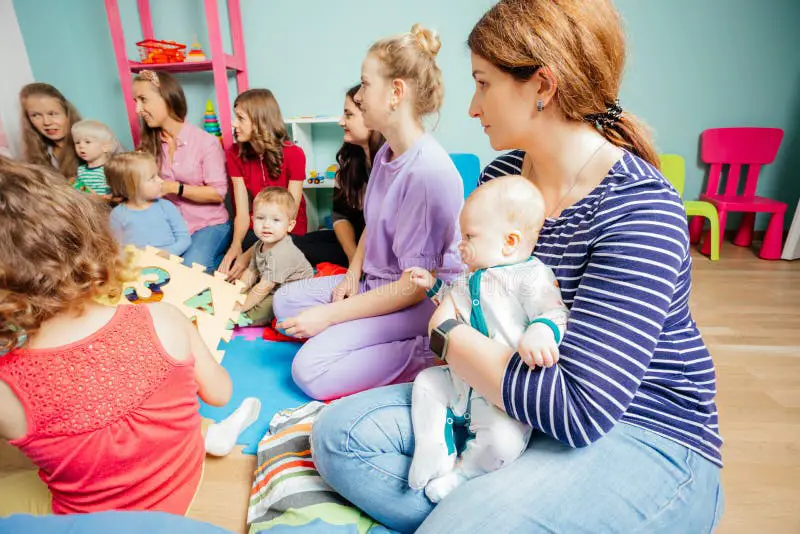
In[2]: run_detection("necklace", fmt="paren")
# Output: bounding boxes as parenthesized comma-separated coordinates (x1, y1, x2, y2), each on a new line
(525, 140, 608, 219)
(258, 154, 266, 184)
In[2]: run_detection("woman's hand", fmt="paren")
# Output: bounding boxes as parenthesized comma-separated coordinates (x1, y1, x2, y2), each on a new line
(331, 269, 361, 302)
(277, 305, 334, 339)
(218, 246, 240, 274)
(219, 245, 248, 280)
(162, 180, 180, 196)
(228, 253, 250, 281)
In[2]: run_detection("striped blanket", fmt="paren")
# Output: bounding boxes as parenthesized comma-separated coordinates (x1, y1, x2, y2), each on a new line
(247, 402, 393, 534)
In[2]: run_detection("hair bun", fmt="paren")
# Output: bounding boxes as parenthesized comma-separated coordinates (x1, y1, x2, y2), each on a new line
(410, 23, 441, 58)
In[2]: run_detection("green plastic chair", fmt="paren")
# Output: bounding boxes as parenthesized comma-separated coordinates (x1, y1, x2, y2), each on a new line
(659, 154, 720, 261)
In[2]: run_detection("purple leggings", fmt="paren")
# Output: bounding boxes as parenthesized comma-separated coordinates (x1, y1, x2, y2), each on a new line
(273, 274, 436, 400)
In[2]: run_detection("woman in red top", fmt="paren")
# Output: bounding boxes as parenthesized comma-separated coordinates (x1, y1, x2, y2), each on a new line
(220, 89, 307, 278)
(0, 158, 232, 515)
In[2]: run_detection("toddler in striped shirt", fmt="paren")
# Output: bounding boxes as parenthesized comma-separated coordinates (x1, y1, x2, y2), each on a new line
(71, 119, 120, 196)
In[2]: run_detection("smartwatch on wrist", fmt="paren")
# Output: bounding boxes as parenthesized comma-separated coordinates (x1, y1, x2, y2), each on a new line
(429, 318, 463, 363)
(177, 183, 185, 197)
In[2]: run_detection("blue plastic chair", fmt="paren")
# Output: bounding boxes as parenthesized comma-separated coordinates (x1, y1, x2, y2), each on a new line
(449, 153, 481, 199)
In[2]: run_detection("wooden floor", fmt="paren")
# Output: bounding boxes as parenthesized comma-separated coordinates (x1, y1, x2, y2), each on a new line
(690, 243, 800, 534)
(174, 243, 800, 532)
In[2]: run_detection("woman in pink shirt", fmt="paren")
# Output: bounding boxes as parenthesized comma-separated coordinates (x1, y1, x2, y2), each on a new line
(133, 70, 231, 272)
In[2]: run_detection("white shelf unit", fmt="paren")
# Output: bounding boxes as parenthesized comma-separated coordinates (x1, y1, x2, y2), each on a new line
(285, 116, 340, 230)
(285, 116, 340, 190)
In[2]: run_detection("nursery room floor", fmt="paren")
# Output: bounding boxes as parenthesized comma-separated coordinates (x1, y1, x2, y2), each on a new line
(187, 242, 800, 534)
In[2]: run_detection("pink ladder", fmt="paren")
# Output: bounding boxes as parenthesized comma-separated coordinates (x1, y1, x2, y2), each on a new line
(104, 0, 248, 149)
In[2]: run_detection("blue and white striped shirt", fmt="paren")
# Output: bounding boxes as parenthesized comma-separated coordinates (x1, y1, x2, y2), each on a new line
(484, 150, 722, 467)
(479, 149, 526, 185)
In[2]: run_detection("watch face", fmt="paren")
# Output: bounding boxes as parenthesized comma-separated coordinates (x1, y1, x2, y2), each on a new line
(429, 329, 445, 358)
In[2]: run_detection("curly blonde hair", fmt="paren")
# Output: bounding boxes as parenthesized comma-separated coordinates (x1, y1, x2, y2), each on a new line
(0, 158, 129, 352)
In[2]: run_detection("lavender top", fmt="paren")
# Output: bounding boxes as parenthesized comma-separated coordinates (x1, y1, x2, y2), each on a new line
(362, 134, 463, 286)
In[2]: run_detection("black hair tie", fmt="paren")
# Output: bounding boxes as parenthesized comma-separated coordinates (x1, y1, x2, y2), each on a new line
(585, 99, 623, 129)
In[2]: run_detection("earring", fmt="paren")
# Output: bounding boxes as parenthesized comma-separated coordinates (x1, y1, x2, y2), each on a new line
(536, 100, 544, 112)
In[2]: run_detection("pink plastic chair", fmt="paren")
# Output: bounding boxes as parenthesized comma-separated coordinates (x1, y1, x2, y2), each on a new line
(689, 127, 786, 260)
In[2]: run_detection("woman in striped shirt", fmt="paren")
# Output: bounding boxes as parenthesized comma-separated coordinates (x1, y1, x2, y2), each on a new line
(310, 1, 724, 532)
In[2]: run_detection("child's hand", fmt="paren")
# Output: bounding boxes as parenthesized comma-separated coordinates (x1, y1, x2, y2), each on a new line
(404, 267, 435, 291)
(517, 323, 560, 368)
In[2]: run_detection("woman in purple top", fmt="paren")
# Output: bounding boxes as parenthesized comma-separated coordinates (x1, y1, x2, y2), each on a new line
(274, 24, 463, 401)
(133, 70, 231, 272)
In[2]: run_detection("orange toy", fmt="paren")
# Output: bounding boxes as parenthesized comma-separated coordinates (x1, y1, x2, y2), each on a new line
(137, 39, 186, 64)
(185, 38, 207, 62)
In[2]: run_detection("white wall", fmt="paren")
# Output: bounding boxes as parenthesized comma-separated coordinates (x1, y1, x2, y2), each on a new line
(0, 0, 34, 158)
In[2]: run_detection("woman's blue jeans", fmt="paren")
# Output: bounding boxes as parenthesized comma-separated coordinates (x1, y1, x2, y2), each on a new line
(311, 383, 724, 533)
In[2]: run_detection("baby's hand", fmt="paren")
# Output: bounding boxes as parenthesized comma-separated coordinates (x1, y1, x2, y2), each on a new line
(517, 322, 560, 369)
(404, 267, 436, 291)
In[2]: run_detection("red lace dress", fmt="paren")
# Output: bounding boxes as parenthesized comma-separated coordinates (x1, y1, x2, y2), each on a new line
(0, 305, 205, 514)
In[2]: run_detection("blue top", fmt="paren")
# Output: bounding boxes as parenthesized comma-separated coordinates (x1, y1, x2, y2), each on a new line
(110, 199, 192, 256)
(484, 150, 722, 467)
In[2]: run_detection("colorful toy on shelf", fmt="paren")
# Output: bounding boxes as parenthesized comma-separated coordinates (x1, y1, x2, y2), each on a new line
(185, 37, 207, 62)
(305, 166, 338, 185)
(204, 100, 223, 144)
(136, 39, 186, 64)
(325, 164, 338, 181)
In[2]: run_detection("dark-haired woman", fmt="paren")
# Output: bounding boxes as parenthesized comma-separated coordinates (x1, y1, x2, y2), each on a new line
(293, 85, 385, 267)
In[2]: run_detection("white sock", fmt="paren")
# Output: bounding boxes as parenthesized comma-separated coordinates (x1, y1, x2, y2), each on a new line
(425, 468, 468, 503)
(205, 397, 261, 457)
(408, 440, 456, 490)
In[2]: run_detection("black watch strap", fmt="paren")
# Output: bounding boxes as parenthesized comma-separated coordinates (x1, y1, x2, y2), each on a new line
(437, 318, 462, 336)
(430, 318, 463, 362)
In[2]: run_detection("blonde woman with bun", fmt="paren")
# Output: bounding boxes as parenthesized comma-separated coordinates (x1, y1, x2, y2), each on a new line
(274, 24, 463, 401)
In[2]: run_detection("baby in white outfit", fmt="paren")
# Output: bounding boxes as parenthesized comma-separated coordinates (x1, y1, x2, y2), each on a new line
(405, 175, 569, 502)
